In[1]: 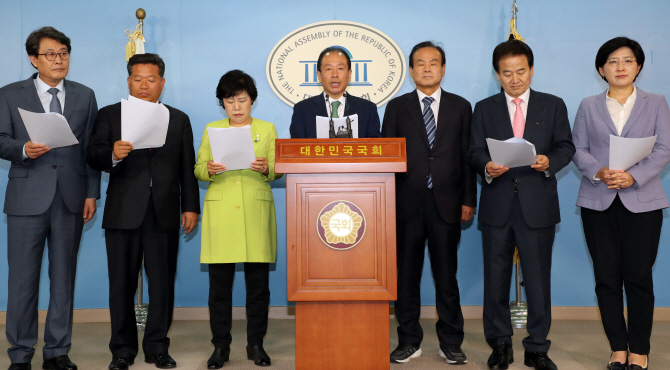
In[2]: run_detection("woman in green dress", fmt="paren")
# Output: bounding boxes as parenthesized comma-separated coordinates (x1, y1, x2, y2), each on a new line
(194, 70, 282, 368)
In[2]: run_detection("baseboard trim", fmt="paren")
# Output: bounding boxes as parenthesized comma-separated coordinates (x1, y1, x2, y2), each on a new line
(1, 306, 669, 324)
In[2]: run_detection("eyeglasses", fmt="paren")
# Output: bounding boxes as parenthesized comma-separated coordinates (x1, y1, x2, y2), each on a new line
(37, 51, 70, 61)
(607, 57, 636, 67)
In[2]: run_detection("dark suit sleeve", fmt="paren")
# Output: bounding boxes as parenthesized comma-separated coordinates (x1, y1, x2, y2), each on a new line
(0, 88, 28, 165)
(86, 107, 116, 173)
(84, 92, 101, 199)
(381, 101, 397, 138)
(365, 103, 381, 138)
(289, 105, 306, 138)
(544, 98, 575, 176)
(179, 115, 201, 214)
(461, 102, 477, 208)
(468, 102, 491, 178)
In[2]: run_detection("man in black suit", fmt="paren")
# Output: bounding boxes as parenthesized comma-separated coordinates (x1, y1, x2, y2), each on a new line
(87, 53, 200, 370)
(382, 41, 476, 365)
(0, 26, 100, 370)
(289, 46, 381, 138)
(468, 40, 575, 370)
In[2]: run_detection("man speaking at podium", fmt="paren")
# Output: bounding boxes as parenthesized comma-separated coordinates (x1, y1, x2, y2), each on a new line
(382, 41, 476, 365)
(289, 46, 381, 138)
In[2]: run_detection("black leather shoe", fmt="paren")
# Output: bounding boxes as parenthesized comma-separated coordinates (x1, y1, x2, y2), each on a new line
(207, 347, 230, 369)
(144, 352, 176, 369)
(8, 364, 31, 370)
(629, 355, 648, 370)
(488, 343, 513, 369)
(42, 355, 76, 370)
(108, 357, 134, 370)
(607, 361, 627, 370)
(524, 351, 557, 370)
(439, 343, 468, 364)
(246, 345, 271, 367)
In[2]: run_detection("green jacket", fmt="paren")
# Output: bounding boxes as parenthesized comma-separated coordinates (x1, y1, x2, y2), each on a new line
(195, 118, 282, 263)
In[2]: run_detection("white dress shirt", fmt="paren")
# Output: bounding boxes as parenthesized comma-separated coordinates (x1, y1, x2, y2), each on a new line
(606, 86, 637, 136)
(504, 87, 530, 126)
(323, 92, 346, 118)
(34, 74, 65, 114)
(417, 88, 442, 126)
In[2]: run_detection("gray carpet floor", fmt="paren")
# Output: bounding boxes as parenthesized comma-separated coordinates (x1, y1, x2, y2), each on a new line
(1, 319, 669, 369)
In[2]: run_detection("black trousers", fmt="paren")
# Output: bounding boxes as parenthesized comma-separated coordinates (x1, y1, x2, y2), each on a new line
(208, 263, 270, 348)
(105, 198, 179, 359)
(395, 189, 464, 346)
(482, 194, 555, 353)
(581, 195, 662, 355)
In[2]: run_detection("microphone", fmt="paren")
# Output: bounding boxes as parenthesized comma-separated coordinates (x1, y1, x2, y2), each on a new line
(325, 94, 336, 138)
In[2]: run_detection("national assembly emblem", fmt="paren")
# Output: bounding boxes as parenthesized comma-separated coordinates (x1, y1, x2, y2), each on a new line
(317, 201, 367, 250)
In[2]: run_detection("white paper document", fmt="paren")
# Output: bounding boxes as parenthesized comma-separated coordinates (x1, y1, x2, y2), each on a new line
(609, 135, 657, 171)
(315, 114, 359, 138)
(121, 95, 170, 149)
(207, 126, 256, 172)
(486, 137, 537, 168)
(18, 108, 79, 148)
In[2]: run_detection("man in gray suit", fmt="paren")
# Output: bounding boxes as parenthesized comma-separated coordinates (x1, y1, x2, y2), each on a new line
(0, 27, 100, 370)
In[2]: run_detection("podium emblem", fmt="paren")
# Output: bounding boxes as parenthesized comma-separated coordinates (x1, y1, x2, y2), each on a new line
(317, 200, 366, 250)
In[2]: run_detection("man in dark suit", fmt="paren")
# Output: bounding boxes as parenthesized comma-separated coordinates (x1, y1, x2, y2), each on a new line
(0, 27, 100, 370)
(87, 53, 200, 370)
(383, 41, 476, 365)
(469, 40, 575, 370)
(289, 46, 381, 138)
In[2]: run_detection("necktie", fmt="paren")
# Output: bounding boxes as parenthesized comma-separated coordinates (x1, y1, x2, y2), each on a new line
(331, 101, 341, 118)
(512, 98, 525, 138)
(422, 96, 436, 189)
(48, 87, 62, 114)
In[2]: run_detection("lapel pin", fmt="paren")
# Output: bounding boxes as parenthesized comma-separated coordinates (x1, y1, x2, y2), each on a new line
(254, 134, 260, 142)
(536, 121, 544, 125)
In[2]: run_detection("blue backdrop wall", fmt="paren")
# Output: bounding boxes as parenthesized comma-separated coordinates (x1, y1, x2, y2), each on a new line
(1, 0, 670, 310)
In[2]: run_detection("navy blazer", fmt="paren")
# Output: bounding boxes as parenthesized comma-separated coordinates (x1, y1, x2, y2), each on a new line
(0, 73, 101, 215)
(383, 89, 476, 223)
(572, 88, 670, 213)
(289, 92, 381, 138)
(469, 89, 575, 228)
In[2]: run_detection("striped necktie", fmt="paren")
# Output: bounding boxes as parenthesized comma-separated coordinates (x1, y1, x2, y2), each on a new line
(422, 96, 436, 189)
(48, 87, 62, 114)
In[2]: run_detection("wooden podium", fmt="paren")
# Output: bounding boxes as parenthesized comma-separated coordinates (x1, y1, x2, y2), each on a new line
(275, 138, 406, 370)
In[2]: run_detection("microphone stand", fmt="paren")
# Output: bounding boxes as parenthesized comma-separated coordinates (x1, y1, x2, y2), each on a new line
(326, 94, 336, 138)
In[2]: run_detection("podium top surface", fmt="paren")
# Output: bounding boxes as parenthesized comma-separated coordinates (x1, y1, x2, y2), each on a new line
(275, 138, 407, 174)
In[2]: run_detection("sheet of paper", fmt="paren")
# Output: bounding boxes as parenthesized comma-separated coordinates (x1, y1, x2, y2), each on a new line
(486, 137, 537, 168)
(121, 95, 170, 149)
(609, 135, 657, 171)
(18, 108, 79, 148)
(207, 126, 256, 172)
(315, 114, 359, 138)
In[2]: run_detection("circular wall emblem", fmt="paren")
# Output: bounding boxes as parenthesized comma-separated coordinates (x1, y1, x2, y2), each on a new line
(266, 20, 406, 107)
(317, 200, 366, 251)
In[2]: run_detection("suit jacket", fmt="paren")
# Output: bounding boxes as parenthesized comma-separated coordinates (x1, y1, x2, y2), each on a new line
(572, 88, 670, 213)
(289, 92, 381, 138)
(0, 73, 100, 215)
(87, 102, 200, 230)
(382, 89, 477, 223)
(469, 89, 575, 228)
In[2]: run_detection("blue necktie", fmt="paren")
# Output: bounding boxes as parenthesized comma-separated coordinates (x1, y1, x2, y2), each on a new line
(422, 96, 436, 189)
(48, 87, 62, 114)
